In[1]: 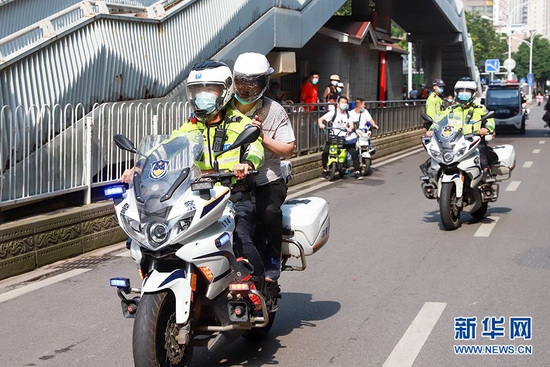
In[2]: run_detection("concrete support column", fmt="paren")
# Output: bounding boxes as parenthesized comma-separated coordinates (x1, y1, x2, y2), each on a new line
(423, 45, 443, 86)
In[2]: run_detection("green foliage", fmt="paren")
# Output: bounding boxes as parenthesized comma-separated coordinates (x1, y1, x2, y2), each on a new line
(465, 12, 507, 68)
(392, 22, 408, 51)
(335, 0, 352, 16)
(513, 35, 550, 87)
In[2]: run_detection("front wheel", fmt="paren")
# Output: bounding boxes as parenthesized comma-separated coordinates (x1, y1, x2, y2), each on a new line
(133, 292, 193, 367)
(361, 158, 371, 176)
(439, 182, 461, 230)
(329, 162, 337, 181)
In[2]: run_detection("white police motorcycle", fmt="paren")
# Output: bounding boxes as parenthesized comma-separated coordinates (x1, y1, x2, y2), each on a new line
(107, 126, 329, 367)
(419, 111, 516, 230)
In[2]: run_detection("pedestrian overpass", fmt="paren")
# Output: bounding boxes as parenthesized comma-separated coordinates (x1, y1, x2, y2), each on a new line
(392, 0, 479, 91)
(0, 0, 476, 209)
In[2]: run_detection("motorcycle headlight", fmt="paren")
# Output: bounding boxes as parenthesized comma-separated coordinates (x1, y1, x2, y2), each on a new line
(148, 222, 170, 245)
(429, 149, 441, 158)
(443, 152, 454, 163)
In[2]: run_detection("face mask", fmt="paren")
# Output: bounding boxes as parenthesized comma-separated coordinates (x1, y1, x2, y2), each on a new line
(437, 87, 444, 94)
(457, 92, 472, 102)
(311, 78, 319, 85)
(235, 94, 254, 105)
(339, 103, 348, 111)
(447, 98, 453, 103)
(337, 87, 343, 93)
(360, 107, 365, 112)
(194, 92, 218, 113)
(331, 81, 338, 86)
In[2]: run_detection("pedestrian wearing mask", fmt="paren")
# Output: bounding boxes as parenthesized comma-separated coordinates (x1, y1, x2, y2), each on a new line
(322, 74, 340, 109)
(425, 78, 446, 120)
(300, 71, 320, 111)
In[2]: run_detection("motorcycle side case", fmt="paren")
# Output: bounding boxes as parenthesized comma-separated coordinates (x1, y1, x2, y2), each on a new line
(281, 197, 330, 257)
(491, 144, 516, 178)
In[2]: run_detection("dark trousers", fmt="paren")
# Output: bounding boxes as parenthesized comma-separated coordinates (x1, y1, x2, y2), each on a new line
(479, 142, 498, 169)
(253, 179, 287, 261)
(232, 196, 264, 276)
(322, 143, 360, 171)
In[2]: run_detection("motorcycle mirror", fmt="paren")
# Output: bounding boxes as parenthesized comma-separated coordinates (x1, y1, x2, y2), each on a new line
(481, 110, 495, 120)
(420, 113, 433, 123)
(225, 125, 261, 151)
(212, 125, 261, 172)
(114, 134, 138, 153)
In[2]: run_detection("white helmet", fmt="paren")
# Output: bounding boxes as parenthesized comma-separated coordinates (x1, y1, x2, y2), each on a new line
(454, 77, 477, 106)
(186, 61, 233, 121)
(233, 52, 274, 104)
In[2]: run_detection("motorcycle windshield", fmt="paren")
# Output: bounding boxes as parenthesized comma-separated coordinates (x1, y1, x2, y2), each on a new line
(131, 133, 203, 220)
(431, 115, 464, 150)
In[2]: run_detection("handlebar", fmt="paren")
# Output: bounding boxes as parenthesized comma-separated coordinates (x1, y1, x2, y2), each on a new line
(199, 169, 259, 182)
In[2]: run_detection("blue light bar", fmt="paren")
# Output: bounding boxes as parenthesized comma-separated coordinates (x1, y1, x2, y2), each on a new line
(104, 185, 126, 198)
(110, 277, 131, 289)
(215, 232, 231, 248)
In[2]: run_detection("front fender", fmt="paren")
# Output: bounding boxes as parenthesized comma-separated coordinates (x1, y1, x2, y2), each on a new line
(438, 173, 464, 198)
(142, 269, 192, 324)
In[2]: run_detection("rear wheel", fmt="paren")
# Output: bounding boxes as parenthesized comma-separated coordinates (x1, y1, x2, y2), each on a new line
(329, 162, 337, 181)
(470, 202, 488, 220)
(439, 183, 461, 230)
(243, 311, 277, 340)
(133, 292, 193, 367)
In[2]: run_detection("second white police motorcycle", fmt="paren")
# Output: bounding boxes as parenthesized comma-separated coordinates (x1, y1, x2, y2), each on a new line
(419, 111, 516, 230)
(106, 126, 330, 367)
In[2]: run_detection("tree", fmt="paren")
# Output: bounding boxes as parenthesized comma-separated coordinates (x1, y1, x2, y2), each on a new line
(335, 0, 351, 16)
(513, 35, 550, 90)
(465, 12, 508, 69)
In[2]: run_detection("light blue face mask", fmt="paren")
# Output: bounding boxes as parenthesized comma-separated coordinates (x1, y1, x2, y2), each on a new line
(194, 92, 218, 113)
(457, 92, 472, 103)
(339, 103, 348, 111)
(337, 87, 343, 93)
(437, 87, 444, 94)
(360, 107, 365, 113)
(235, 94, 254, 105)
(311, 78, 319, 85)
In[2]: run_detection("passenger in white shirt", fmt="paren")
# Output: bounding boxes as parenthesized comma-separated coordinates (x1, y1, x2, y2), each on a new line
(348, 97, 379, 131)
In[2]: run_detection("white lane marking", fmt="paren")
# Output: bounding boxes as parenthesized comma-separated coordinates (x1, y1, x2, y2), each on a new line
(539, 140, 546, 144)
(522, 161, 533, 168)
(383, 302, 447, 367)
(474, 216, 500, 237)
(505, 181, 521, 191)
(532, 149, 540, 154)
(0, 269, 90, 304)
